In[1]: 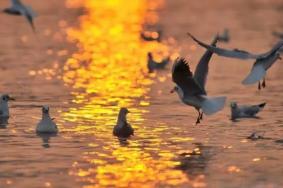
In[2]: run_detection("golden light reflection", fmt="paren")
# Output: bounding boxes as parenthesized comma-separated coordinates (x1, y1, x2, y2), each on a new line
(60, 0, 190, 187)
(227, 166, 241, 173)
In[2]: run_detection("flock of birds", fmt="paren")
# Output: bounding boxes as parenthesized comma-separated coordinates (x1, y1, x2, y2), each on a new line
(114, 28, 283, 139)
(1, 0, 283, 141)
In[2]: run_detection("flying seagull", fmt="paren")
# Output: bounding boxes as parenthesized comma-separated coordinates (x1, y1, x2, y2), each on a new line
(188, 33, 283, 90)
(113, 108, 134, 138)
(36, 106, 58, 134)
(0, 94, 15, 119)
(230, 102, 266, 120)
(147, 52, 170, 73)
(3, 0, 37, 32)
(171, 36, 226, 124)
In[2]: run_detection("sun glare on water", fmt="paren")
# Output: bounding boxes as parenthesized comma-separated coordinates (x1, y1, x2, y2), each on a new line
(60, 0, 193, 187)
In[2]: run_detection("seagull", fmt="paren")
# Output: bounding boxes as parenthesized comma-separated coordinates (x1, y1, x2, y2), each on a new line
(0, 94, 15, 118)
(216, 28, 230, 43)
(247, 131, 265, 140)
(170, 46, 226, 124)
(188, 33, 283, 90)
(147, 52, 170, 73)
(230, 102, 266, 120)
(3, 0, 37, 32)
(36, 106, 58, 134)
(113, 108, 134, 138)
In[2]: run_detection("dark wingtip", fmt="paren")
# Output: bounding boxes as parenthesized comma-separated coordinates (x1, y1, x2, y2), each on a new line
(259, 102, 266, 108)
(176, 57, 188, 65)
(187, 32, 194, 40)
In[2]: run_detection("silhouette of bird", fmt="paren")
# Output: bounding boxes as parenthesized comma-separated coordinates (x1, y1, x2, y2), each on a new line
(188, 33, 283, 90)
(113, 108, 134, 138)
(3, 0, 37, 32)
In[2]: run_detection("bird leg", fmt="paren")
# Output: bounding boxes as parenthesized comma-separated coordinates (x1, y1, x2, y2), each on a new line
(200, 111, 203, 120)
(195, 110, 202, 125)
(196, 117, 201, 125)
(262, 78, 266, 88)
(258, 82, 261, 90)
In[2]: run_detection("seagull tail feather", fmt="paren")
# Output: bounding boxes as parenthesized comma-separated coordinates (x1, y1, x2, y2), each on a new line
(201, 96, 226, 115)
(242, 64, 266, 85)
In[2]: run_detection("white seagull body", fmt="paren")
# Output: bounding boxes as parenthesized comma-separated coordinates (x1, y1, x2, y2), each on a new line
(3, 0, 37, 32)
(171, 36, 226, 124)
(36, 106, 58, 134)
(230, 102, 266, 120)
(188, 33, 283, 90)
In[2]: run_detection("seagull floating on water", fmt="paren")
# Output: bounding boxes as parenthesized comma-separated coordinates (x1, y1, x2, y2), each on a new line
(147, 52, 170, 73)
(36, 106, 58, 134)
(188, 33, 283, 90)
(230, 102, 266, 120)
(171, 36, 226, 124)
(247, 131, 265, 140)
(3, 0, 37, 32)
(113, 108, 134, 138)
(0, 94, 15, 118)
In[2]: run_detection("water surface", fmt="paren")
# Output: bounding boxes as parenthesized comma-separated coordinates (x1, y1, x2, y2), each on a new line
(0, 0, 283, 187)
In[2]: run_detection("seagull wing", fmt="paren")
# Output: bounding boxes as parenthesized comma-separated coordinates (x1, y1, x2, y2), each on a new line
(19, 7, 36, 32)
(194, 35, 218, 90)
(25, 6, 37, 17)
(266, 40, 283, 57)
(242, 62, 266, 85)
(188, 33, 261, 60)
(242, 105, 260, 116)
(172, 58, 206, 96)
(11, 0, 22, 7)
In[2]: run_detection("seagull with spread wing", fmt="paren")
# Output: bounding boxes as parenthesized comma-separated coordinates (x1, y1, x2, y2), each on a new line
(188, 33, 283, 90)
(3, 0, 37, 32)
(171, 35, 226, 124)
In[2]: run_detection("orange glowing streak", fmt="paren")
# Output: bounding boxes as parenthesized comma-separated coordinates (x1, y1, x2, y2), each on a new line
(61, 0, 188, 187)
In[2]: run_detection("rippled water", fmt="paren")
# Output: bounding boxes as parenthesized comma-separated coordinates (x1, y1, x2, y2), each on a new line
(0, 0, 283, 187)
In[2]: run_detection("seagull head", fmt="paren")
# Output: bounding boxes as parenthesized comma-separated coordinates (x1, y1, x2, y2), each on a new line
(230, 102, 238, 109)
(42, 105, 50, 114)
(119, 107, 130, 115)
(0, 94, 15, 103)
